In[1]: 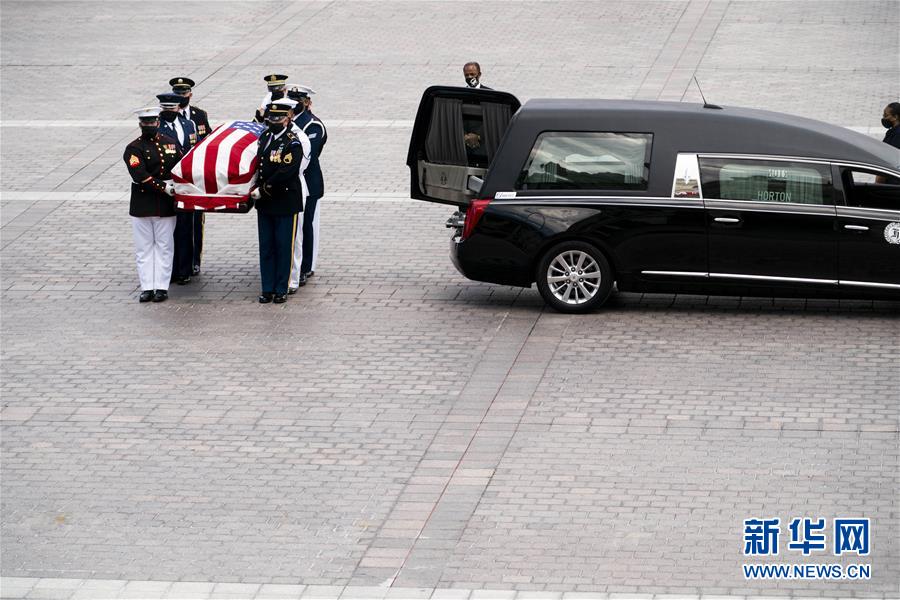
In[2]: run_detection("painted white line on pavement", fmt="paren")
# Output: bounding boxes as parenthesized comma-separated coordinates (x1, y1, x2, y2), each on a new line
(0, 119, 415, 128)
(0, 120, 887, 137)
(0, 191, 416, 203)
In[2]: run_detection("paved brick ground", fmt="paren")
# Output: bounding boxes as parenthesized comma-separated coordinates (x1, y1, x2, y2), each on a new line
(1, 1, 898, 599)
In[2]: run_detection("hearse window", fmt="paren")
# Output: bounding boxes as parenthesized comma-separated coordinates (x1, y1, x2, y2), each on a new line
(425, 98, 512, 169)
(840, 167, 900, 210)
(699, 158, 832, 205)
(516, 132, 652, 191)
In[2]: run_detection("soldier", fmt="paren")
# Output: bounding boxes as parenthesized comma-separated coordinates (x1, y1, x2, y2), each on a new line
(250, 99, 311, 304)
(170, 76, 211, 276)
(287, 85, 327, 292)
(156, 92, 198, 285)
(122, 107, 183, 303)
(254, 73, 289, 122)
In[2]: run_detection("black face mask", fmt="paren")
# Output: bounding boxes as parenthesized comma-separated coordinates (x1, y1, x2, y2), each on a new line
(882, 118, 895, 129)
(466, 76, 479, 88)
(267, 122, 285, 134)
(140, 125, 157, 139)
(271, 90, 285, 101)
(160, 110, 178, 122)
(178, 97, 190, 108)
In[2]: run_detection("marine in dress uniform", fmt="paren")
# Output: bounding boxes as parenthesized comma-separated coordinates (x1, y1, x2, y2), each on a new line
(254, 74, 289, 123)
(157, 92, 198, 285)
(123, 107, 184, 303)
(250, 99, 311, 304)
(171, 77, 211, 276)
(287, 85, 327, 292)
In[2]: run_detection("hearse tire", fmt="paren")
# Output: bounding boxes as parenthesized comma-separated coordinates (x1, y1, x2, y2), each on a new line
(536, 241, 614, 314)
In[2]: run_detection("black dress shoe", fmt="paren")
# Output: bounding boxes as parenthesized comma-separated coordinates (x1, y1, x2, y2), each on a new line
(306, 271, 314, 278)
(287, 287, 298, 295)
(175, 276, 191, 285)
(258, 292, 274, 304)
(152, 290, 168, 302)
(273, 293, 287, 304)
(139, 290, 154, 303)
(192, 265, 201, 276)
(297, 273, 308, 287)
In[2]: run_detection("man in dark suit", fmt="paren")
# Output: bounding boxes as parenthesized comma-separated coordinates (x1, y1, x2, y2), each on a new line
(463, 61, 492, 90)
(250, 99, 310, 304)
(170, 77, 211, 276)
(287, 85, 327, 292)
(882, 102, 900, 149)
(123, 107, 183, 303)
(156, 93, 198, 285)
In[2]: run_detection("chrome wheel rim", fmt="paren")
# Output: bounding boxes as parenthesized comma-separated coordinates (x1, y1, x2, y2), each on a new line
(547, 250, 601, 305)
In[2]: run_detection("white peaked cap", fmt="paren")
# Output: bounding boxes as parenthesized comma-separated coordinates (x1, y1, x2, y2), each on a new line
(291, 85, 316, 96)
(270, 98, 298, 109)
(133, 107, 161, 119)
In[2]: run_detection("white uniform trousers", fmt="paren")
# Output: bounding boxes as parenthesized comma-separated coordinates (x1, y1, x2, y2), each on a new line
(288, 199, 320, 288)
(132, 216, 176, 291)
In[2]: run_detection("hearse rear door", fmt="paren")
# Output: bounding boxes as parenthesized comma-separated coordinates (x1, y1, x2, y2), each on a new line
(407, 86, 521, 206)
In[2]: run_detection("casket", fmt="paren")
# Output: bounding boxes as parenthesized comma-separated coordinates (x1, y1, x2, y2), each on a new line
(171, 120, 266, 213)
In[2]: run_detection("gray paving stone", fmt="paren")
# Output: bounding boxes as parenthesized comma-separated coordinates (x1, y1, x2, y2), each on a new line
(3, 0, 899, 597)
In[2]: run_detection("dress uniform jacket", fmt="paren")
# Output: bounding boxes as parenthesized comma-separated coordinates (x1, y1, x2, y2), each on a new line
(158, 113, 197, 153)
(123, 133, 183, 217)
(255, 128, 307, 215)
(292, 110, 327, 200)
(184, 105, 212, 140)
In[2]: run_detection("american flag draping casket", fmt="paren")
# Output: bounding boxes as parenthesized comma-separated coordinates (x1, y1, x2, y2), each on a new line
(172, 120, 265, 213)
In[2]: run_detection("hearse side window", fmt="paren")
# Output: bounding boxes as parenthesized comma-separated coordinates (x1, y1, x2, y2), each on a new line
(516, 132, 652, 191)
(840, 167, 900, 210)
(699, 158, 832, 205)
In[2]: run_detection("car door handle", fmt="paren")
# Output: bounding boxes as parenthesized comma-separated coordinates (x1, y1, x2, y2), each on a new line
(844, 224, 869, 231)
(714, 217, 740, 223)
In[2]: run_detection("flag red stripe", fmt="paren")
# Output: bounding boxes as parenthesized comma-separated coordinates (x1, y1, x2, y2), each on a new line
(202, 132, 227, 195)
(226, 133, 257, 184)
(181, 145, 194, 185)
(230, 157, 259, 184)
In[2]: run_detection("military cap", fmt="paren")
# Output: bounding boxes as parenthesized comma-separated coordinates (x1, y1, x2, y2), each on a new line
(264, 73, 289, 88)
(133, 106, 161, 122)
(287, 85, 316, 101)
(169, 76, 195, 92)
(266, 98, 296, 116)
(156, 93, 183, 109)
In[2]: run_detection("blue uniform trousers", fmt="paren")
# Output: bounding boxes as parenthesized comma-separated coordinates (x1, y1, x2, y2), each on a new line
(193, 213, 204, 269)
(172, 211, 195, 280)
(257, 212, 299, 294)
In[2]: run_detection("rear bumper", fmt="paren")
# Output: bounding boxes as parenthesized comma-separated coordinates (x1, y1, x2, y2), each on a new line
(450, 235, 533, 288)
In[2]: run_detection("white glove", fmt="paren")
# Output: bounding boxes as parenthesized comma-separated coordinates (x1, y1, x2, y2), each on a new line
(164, 181, 175, 196)
(250, 188, 261, 200)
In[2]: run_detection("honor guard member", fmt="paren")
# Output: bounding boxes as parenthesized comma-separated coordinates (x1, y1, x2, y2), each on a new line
(249, 99, 311, 304)
(287, 85, 327, 292)
(254, 73, 289, 122)
(170, 76, 211, 276)
(123, 107, 183, 303)
(157, 92, 198, 285)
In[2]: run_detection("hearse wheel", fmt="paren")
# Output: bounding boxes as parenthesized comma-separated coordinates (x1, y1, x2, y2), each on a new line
(536, 241, 614, 313)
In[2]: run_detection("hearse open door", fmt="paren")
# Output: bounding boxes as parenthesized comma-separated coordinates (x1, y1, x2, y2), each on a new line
(407, 86, 521, 206)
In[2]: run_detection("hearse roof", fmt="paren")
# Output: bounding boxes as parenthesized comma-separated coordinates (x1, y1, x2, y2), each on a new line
(517, 99, 900, 170)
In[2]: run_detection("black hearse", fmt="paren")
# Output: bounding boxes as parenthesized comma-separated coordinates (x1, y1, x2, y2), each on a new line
(407, 86, 900, 313)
